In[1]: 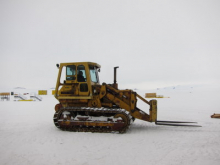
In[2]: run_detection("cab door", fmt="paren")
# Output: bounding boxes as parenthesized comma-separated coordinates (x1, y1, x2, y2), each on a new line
(77, 65, 90, 96)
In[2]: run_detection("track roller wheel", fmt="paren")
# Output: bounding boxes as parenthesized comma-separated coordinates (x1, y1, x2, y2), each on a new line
(59, 111, 75, 126)
(114, 113, 130, 133)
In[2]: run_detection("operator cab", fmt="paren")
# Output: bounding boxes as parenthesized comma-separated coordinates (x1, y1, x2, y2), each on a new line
(55, 62, 100, 98)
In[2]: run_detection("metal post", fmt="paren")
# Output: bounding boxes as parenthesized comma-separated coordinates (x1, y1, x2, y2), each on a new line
(113, 66, 119, 89)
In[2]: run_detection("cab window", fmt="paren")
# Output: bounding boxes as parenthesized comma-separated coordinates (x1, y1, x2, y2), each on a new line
(89, 65, 99, 83)
(66, 65, 76, 80)
(77, 65, 87, 82)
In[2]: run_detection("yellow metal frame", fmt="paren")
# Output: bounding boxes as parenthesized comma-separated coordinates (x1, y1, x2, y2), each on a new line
(54, 61, 158, 123)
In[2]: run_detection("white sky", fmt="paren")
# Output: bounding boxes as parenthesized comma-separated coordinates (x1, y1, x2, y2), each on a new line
(1, 0, 220, 90)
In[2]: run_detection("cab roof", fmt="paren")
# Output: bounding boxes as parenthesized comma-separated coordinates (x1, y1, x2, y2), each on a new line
(60, 62, 101, 68)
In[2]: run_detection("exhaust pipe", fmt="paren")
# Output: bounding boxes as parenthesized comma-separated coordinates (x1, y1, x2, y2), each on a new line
(113, 66, 119, 89)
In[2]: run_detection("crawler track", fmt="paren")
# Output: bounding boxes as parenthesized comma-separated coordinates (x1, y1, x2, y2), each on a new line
(53, 107, 132, 133)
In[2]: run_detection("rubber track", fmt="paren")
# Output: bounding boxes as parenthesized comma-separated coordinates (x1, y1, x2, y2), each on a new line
(53, 107, 133, 133)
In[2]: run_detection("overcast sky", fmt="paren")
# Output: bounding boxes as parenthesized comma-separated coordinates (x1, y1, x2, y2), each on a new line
(1, 0, 220, 90)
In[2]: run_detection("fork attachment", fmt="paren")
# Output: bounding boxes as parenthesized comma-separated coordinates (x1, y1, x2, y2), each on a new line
(155, 120, 201, 127)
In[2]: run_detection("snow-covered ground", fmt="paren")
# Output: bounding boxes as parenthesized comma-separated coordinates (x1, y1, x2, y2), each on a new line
(0, 85, 220, 165)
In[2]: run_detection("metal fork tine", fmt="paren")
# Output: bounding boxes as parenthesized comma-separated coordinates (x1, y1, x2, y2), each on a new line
(156, 123, 202, 127)
(155, 120, 201, 127)
(156, 120, 197, 124)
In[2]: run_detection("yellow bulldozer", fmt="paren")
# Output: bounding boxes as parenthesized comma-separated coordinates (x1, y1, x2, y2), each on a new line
(53, 62, 200, 133)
